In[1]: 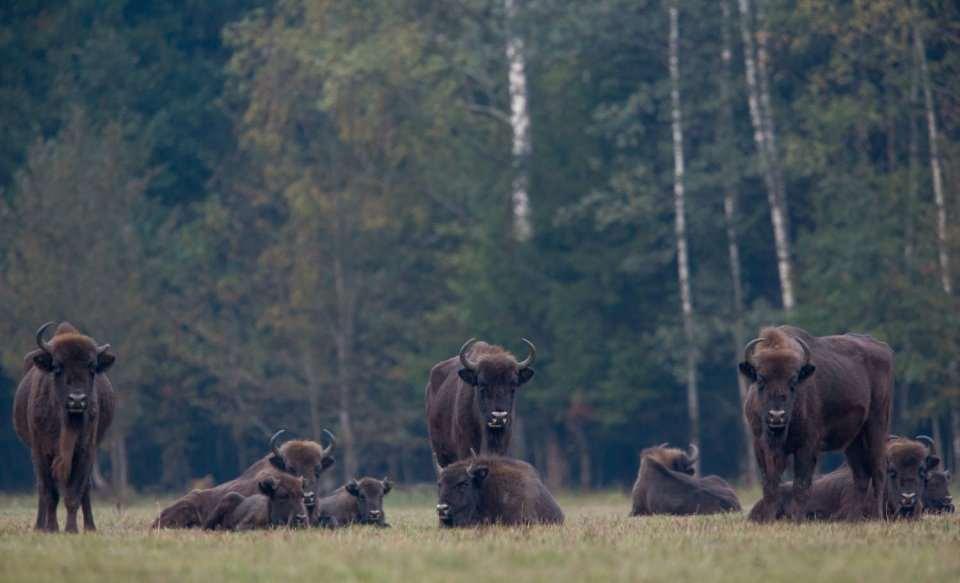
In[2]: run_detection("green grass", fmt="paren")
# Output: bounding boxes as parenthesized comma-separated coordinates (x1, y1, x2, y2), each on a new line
(1, 489, 958, 582)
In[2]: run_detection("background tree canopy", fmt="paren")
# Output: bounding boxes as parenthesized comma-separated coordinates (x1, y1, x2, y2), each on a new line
(1, 0, 957, 493)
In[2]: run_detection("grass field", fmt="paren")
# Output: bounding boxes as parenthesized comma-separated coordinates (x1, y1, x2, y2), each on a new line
(1, 488, 958, 583)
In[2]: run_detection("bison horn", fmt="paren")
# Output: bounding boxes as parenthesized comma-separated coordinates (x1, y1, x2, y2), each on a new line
(36, 321, 56, 353)
(915, 435, 936, 452)
(321, 428, 337, 456)
(687, 443, 699, 464)
(742, 337, 763, 363)
(469, 448, 478, 458)
(795, 337, 812, 366)
(517, 338, 536, 368)
(459, 338, 478, 372)
(270, 429, 288, 459)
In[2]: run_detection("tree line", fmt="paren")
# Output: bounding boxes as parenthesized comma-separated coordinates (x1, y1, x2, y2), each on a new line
(0, 0, 957, 494)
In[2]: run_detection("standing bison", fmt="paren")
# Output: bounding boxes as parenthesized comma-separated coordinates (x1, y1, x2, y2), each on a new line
(12, 322, 117, 533)
(630, 444, 741, 516)
(202, 473, 309, 531)
(740, 326, 893, 521)
(153, 429, 335, 528)
(313, 476, 392, 527)
(435, 455, 563, 527)
(426, 338, 536, 468)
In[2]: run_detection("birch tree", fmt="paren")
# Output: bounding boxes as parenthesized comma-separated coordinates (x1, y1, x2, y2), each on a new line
(668, 2, 700, 473)
(505, 0, 533, 242)
(737, 0, 795, 313)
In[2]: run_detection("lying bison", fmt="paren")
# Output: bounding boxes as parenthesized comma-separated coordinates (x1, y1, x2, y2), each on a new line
(435, 455, 563, 527)
(202, 473, 309, 530)
(313, 476, 392, 527)
(740, 326, 893, 521)
(13, 322, 117, 533)
(153, 429, 335, 528)
(630, 444, 740, 516)
(923, 470, 954, 513)
(426, 338, 536, 468)
(778, 435, 937, 520)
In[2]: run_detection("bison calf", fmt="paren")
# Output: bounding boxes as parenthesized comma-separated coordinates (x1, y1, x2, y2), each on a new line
(313, 477, 392, 527)
(202, 473, 308, 531)
(923, 470, 954, 514)
(630, 444, 741, 516)
(436, 455, 563, 527)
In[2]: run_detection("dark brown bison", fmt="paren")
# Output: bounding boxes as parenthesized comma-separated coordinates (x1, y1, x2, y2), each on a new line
(923, 470, 954, 513)
(629, 444, 741, 516)
(778, 435, 937, 520)
(426, 338, 536, 468)
(12, 322, 117, 533)
(153, 429, 335, 528)
(740, 326, 893, 521)
(435, 455, 563, 527)
(313, 476, 392, 527)
(202, 473, 309, 530)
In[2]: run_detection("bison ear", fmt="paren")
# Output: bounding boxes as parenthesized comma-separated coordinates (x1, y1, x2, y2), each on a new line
(259, 476, 278, 496)
(797, 363, 816, 382)
(345, 480, 360, 497)
(468, 465, 489, 483)
(33, 351, 55, 372)
(320, 456, 335, 470)
(382, 477, 392, 494)
(95, 345, 115, 373)
(737, 362, 757, 382)
(458, 368, 478, 386)
(269, 455, 287, 472)
(518, 368, 535, 385)
(926, 455, 942, 471)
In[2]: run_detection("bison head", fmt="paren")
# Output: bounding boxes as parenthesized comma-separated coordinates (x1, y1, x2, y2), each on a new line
(268, 429, 336, 510)
(345, 476, 392, 525)
(739, 329, 815, 440)
(457, 338, 535, 431)
(923, 470, 954, 513)
(32, 321, 115, 416)
(436, 459, 488, 527)
(641, 443, 698, 475)
(259, 473, 309, 528)
(885, 437, 931, 519)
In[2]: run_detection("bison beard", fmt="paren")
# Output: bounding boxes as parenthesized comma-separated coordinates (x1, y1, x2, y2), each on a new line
(435, 455, 563, 527)
(630, 444, 741, 516)
(740, 326, 893, 522)
(425, 339, 536, 469)
(12, 322, 117, 533)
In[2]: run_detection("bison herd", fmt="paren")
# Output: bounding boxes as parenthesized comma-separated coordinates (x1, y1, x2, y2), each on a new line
(10, 322, 955, 533)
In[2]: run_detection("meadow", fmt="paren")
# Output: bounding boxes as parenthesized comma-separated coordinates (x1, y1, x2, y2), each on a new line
(1, 489, 958, 583)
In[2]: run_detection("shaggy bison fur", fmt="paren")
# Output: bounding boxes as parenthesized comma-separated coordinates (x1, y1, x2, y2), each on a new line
(630, 444, 741, 516)
(313, 477, 392, 527)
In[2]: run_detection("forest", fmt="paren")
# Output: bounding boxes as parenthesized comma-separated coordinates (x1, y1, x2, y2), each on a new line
(0, 0, 957, 496)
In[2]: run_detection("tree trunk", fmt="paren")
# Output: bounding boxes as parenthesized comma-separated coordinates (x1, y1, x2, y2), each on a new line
(544, 428, 567, 491)
(737, 0, 795, 313)
(332, 252, 358, 480)
(504, 0, 533, 242)
(720, 0, 757, 487)
(302, 349, 323, 442)
(668, 2, 700, 475)
(109, 435, 129, 504)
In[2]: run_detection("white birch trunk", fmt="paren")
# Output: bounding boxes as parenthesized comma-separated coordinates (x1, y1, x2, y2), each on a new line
(505, 0, 533, 242)
(669, 3, 700, 474)
(720, 0, 757, 486)
(737, 0, 795, 313)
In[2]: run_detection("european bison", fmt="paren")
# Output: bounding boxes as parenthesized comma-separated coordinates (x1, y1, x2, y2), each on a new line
(202, 473, 309, 530)
(313, 476, 392, 527)
(740, 326, 893, 521)
(426, 338, 536, 468)
(923, 470, 954, 513)
(12, 322, 117, 533)
(629, 444, 741, 516)
(778, 435, 938, 520)
(153, 429, 335, 528)
(435, 455, 563, 527)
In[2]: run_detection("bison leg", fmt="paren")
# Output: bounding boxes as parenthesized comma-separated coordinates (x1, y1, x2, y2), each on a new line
(748, 443, 786, 523)
(203, 493, 244, 531)
(841, 435, 874, 521)
(63, 493, 82, 533)
(862, 416, 889, 520)
(787, 447, 818, 521)
(81, 486, 96, 531)
(35, 465, 60, 532)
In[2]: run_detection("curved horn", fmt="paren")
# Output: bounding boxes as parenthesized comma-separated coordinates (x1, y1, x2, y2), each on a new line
(658, 442, 670, 449)
(459, 338, 478, 372)
(469, 448, 479, 458)
(742, 337, 763, 363)
(915, 435, 936, 452)
(887, 434, 902, 441)
(795, 337, 812, 366)
(687, 443, 699, 464)
(517, 338, 537, 368)
(270, 429, 288, 459)
(321, 428, 336, 456)
(36, 321, 56, 353)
